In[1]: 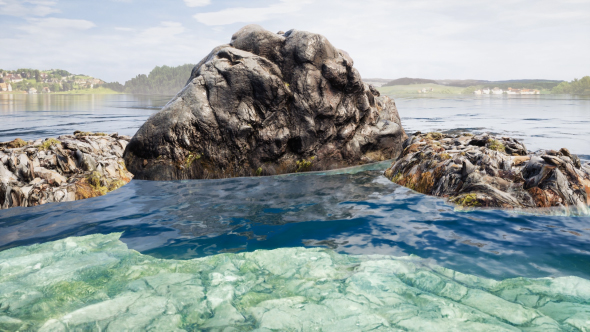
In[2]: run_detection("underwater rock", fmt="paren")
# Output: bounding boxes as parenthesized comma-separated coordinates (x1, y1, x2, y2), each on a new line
(124, 24, 406, 180)
(0, 132, 133, 210)
(0, 233, 589, 331)
(385, 132, 590, 213)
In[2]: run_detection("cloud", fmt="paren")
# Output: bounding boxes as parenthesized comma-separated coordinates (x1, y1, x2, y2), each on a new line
(0, 0, 59, 17)
(184, 0, 210, 7)
(17, 17, 96, 35)
(137, 21, 185, 44)
(194, 0, 312, 26)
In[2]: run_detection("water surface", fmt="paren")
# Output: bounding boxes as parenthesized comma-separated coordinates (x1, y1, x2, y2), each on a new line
(0, 93, 589, 282)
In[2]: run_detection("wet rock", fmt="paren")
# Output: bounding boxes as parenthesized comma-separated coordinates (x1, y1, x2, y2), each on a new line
(124, 24, 406, 180)
(385, 132, 590, 214)
(0, 132, 133, 210)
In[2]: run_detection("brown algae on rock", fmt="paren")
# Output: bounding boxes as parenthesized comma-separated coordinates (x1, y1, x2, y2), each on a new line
(385, 132, 590, 214)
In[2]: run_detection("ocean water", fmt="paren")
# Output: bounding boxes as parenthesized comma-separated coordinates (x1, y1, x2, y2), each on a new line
(0, 93, 589, 282)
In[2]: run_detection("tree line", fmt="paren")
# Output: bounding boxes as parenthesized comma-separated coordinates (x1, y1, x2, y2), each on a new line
(552, 77, 590, 95)
(104, 64, 195, 95)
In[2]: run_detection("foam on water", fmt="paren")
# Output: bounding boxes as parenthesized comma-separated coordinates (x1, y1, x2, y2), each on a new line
(1, 233, 589, 331)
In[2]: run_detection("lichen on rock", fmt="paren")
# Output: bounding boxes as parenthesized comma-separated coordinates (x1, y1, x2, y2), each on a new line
(0, 133, 133, 210)
(1, 233, 590, 331)
(385, 132, 590, 214)
(124, 25, 406, 180)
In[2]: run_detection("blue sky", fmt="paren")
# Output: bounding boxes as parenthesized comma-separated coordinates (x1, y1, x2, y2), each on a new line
(1, 0, 589, 82)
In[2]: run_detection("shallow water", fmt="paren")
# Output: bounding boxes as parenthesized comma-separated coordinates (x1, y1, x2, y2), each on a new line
(0, 93, 589, 282)
(2, 233, 589, 331)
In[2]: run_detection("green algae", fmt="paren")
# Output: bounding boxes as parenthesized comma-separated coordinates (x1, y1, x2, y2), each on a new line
(0, 233, 589, 331)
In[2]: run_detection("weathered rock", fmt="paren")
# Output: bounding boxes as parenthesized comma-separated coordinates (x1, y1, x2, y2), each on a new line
(384, 132, 590, 214)
(0, 133, 133, 210)
(124, 25, 406, 180)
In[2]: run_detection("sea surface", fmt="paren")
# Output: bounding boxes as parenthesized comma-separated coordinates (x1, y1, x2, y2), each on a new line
(1, 93, 589, 281)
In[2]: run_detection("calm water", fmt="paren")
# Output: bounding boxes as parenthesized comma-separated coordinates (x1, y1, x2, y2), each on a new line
(1, 93, 589, 281)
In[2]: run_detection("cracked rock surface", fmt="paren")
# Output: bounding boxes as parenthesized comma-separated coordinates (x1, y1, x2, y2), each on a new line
(385, 132, 590, 213)
(124, 24, 406, 180)
(0, 133, 133, 210)
(1, 233, 590, 331)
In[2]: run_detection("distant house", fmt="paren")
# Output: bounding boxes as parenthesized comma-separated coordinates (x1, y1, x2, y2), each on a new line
(473, 89, 482, 95)
(0, 83, 7, 91)
(506, 88, 521, 95)
(28, 88, 37, 94)
(492, 87, 503, 94)
(7, 84, 12, 92)
(10, 74, 23, 83)
(40, 73, 48, 79)
(42, 87, 51, 93)
(482, 88, 491, 94)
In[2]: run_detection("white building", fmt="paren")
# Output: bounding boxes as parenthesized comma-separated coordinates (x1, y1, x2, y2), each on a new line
(482, 88, 491, 94)
(473, 89, 482, 95)
(492, 87, 503, 94)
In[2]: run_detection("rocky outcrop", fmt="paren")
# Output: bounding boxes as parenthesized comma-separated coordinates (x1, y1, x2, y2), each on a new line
(0, 132, 133, 210)
(385, 132, 590, 213)
(124, 25, 406, 180)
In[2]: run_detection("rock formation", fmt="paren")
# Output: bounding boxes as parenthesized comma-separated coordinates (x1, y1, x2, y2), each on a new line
(0, 132, 133, 209)
(385, 132, 590, 213)
(124, 25, 406, 180)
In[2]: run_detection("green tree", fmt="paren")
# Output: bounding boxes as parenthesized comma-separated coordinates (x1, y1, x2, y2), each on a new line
(552, 76, 590, 95)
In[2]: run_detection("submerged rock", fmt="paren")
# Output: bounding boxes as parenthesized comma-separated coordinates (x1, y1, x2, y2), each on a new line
(385, 132, 590, 213)
(0, 133, 133, 210)
(124, 25, 406, 180)
(1, 233, 590, 331)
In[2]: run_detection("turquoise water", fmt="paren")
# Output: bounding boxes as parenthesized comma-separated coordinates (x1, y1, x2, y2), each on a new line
(0, 93, 589, 330)
(2, 233, 590, 331)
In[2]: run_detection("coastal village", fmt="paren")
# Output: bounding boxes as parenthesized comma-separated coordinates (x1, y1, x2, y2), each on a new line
(0, 69, 104, 94)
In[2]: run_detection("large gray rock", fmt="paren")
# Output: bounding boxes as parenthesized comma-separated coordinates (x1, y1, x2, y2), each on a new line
(124, 25, 406, 180)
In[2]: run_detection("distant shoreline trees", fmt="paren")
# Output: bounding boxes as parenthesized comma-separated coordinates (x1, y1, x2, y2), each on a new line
(552, 77, 590, 95)
(104, 64, 195, 95)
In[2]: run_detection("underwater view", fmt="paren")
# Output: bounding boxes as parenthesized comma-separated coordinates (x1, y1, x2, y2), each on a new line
(1, 94, 590, 331)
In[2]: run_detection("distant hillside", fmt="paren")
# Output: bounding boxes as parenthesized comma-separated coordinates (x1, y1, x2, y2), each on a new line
(110, 64, 195, 95)
(0, 68, 109, 93)
(383, 77, 437, 86)
(434, 79, 488, 87)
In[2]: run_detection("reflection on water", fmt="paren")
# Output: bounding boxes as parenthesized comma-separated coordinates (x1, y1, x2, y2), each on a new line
(0, 93, 589, 282)
(0, 94, 165, 141)
(396, 94, 590, 153)
(1, 166, 590, 281)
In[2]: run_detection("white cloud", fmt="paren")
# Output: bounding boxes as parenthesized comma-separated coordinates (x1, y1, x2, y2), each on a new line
(115, 27, 136, 32)
(194, 0, 312, 26)
(17, 17, 96, 35)
(184, 0, 210, 7)
(137, 21, 186, 44)
(0, 0, 59, 17)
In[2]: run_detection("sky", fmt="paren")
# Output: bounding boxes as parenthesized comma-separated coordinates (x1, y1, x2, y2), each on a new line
(0, 0, 589, 83)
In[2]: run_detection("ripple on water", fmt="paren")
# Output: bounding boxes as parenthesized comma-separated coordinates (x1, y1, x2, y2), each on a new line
(1, 164, 590, 281)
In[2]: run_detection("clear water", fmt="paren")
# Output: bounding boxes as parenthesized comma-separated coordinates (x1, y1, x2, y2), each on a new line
(1, 93, 589, 282)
